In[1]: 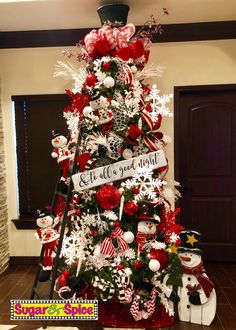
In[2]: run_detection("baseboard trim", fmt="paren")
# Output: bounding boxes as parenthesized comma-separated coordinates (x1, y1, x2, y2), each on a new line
(9, 256, 39, 266)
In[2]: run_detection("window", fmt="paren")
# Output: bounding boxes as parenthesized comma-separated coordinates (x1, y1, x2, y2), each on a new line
(12, 94, 69, 228)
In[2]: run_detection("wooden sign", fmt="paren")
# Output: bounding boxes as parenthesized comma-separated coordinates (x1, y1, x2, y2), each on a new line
(72, 150, 167, 191)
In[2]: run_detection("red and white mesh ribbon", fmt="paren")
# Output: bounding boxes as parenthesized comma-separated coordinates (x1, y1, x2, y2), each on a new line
(84, 24, 136, 55)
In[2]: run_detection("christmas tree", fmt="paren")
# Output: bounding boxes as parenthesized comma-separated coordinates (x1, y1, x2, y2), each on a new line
(35, 4, 186, 328)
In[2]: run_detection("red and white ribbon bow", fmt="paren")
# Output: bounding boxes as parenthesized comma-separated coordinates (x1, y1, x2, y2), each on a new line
(100, 227, 129, 257)
(84, 24, 136, 57)
(142, 111, 163, 151)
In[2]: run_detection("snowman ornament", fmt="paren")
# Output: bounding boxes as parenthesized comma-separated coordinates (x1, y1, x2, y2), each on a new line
(177, 230, 216, 326)
(35, 209, 60, 282)
(136, 203, 160, 253)
(51, 130, 72, 182)
(136, 221, 158, 254)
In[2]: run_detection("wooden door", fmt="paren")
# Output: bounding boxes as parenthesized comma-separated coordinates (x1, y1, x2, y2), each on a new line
(174, 84, 236, 262)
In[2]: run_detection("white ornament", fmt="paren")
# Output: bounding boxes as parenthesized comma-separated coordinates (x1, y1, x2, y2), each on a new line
(103, 76, 115, 88)
(83, 106, 93, 116)
(130, 65, 138, 74)
(123, 231, 135, 244)
(94, 245, 101, 256)
(149, 259, 160, 272)
(92, 115, 99, 123)
(124, 267, 132, 276)
(122, 148, 133, 159)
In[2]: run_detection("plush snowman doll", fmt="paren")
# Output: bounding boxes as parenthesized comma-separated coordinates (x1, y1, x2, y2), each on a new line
(175, 230, 216, 326)
(136, 220, 157, 253)
(35, 209, 60, 282)
(51, 130, 72, 182)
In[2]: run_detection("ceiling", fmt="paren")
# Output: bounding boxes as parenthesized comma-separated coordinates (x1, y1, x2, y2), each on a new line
(0, 0, 235, 32)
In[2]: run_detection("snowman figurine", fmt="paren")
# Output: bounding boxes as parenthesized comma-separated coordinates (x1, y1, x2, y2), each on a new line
(35, 209, 60, 282)
(136, 221, 157, 253)
(136, 203, 160, 253)
(177, 230, 216, 326)
(51, 130, 72, 183)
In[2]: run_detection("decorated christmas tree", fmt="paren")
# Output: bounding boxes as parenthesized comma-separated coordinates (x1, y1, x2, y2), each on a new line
(35, 4, 190, 328)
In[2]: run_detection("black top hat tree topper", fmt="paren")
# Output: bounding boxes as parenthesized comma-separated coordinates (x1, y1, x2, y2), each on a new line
(97, 3, 130, 26)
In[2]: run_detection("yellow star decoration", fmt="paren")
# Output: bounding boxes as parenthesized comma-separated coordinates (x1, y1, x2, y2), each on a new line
(186, 234, 198, 246)
(170, 244, 178, 254)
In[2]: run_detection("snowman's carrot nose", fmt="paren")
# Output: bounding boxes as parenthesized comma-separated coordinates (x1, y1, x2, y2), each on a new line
(180, 256, 191, 262)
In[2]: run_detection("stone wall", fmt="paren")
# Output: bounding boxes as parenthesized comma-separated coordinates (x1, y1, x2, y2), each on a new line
(0, 83, 9, 274)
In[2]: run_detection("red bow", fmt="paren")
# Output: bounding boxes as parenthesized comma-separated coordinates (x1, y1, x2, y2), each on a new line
(115, 39, 149, 62)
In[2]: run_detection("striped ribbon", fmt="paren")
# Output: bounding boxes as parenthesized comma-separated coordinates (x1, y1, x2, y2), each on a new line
(100, 227, 129, 257)
(142, 111, 163, 151)
(91, 262, 127, 302)
(130, 288, 157, 321)
(123, 64, 134, 85)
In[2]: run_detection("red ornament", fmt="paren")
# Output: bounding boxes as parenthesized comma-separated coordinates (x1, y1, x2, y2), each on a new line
(85, 74, 97, 87)
(96, 185, 121, 210)
(76, 208, 82, 216)
(63, 269, 71, 278)
(143, 85, 151, 94)
(103, 62, 111, 70)
(134, 188, 140, 195)
(145, 104, 152, 112)
(133, 260, 142, 268)
(124, 201, 138, 216)
(91, 228, 98, 237)
(117, 264, 124, 270)
(149, 249, 169, 271)
(58, 274, 68, 287)
(113, 220, 121, 228)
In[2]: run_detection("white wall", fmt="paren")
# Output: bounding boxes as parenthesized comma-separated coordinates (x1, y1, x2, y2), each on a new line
(1, 39, 236, 256)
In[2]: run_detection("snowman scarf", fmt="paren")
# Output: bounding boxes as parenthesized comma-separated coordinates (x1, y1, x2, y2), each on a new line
(182, 262, 214, 298)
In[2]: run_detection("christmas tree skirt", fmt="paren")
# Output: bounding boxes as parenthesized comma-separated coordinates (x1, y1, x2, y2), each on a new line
(98, 300, 174, 328)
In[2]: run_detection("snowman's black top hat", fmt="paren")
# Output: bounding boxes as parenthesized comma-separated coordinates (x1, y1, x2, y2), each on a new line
(37, 207, 54, 219)
(178, 230, 202, 255)
(51, 130, 61, 140)
(97, 4, 130, 26)
(138, 202, 154, 220)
